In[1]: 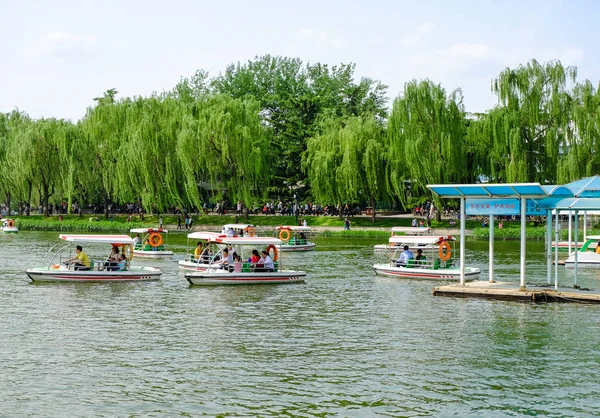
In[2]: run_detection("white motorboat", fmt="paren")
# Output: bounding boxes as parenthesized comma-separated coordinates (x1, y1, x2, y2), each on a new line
(373, 235, 480, 281)
(184, 236, 306, 285)
(1, 218, 18, 233)
(564, 235, 600, 269)
(275, 226, 316, 252)
(130, 227, 173, 259)
(178, 231, 224, 271)
(373, 226, 431, 251)
(26, 234, 162, 282)
(221, 223, 257, 237)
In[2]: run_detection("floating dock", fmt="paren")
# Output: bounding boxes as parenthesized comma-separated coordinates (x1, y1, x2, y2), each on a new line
(433, 281, 600, 303)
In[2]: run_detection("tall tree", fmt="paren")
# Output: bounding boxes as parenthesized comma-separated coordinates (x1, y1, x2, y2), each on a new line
(387, 80, 467, 211)
(305, 115, 388, 221)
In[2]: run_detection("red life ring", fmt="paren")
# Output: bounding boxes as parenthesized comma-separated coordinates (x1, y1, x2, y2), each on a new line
(266, 244, 278, 262)
(245, 226, 256, 237)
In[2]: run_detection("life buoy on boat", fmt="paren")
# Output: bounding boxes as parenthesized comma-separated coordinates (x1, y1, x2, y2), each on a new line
(122, 244, 133, 260)
(245, 226, 256, 237)
(266, 244, 278, 262)
(7, 219, 14, 228)
(279, 228, 291, 242)
(148, 232, 163, 247)
(439, 241, 452, 261)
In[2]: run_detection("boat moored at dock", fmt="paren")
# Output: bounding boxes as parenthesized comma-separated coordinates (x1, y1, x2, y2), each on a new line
(130, 228, 173, 259)
(373, 235, 480, 281)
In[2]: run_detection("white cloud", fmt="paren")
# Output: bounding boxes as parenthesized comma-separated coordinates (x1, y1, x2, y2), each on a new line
(445, 43, 493, 59)
(294, 28, 344, 48)
(25, 31, 98, 59)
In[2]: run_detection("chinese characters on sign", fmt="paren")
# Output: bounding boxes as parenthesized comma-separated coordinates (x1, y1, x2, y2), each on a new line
(465, 199, 545, 216)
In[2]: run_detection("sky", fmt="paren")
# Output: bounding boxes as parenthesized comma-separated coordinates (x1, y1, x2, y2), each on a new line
(1, 0, 598, 121)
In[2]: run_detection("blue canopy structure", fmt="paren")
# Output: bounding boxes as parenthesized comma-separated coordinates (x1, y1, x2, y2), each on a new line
(563, 176, 600, 198)
(427, 183, 552, 198)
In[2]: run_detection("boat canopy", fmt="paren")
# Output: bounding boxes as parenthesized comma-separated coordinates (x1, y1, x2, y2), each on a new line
(209, 236, 282, 246)
(275, 225, 312, 232)
(390, 226, 430, 234)
(389, 235, 455, 245)
(187, 231, 223, 240)
(130, 228, 168, 234)
(59, 234, 135, 244)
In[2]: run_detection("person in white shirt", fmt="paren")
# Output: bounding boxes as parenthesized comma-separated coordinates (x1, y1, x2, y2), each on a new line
(218, 249, 234, 272)
(259, 250, 275, 272)
(396, 245, 414, 267)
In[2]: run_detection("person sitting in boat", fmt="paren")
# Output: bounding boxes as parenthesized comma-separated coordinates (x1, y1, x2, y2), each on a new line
(133, 234, 141, 249)
(415, 249, 426, 265)
(218, 248, 234, 272)
(249, 249, 262, 270)
(226, 228, 235, 237)
(233, 253, 243, 272)
(596, 241, 600, 255)
(106, 246, 120, 271)
(118, 254, 127, 271)
(396, 245, 414, 267)
(299, 231, 307, 244)
(65, 245, 91, 271)
(257, 249, 275, 272)
(194, 241, 204, 260)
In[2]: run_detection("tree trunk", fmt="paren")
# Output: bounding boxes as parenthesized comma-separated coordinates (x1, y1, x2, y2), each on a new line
(104, 194, 109, 219)
(5, 192, 10, 216)
(371, 196, 376, 223)
(338, 202, 343, 221)
(42, 183, 50, 217)
(26, 180, 32, 216)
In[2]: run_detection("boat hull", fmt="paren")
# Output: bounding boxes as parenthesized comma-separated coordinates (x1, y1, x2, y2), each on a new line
(1, 227, 18, 233)
(372, 263, 480, 281)
(564, 252, 600, 269)
(185, 270, 307, 285)
(178, 260, 210, 271)
(26, 266, 162, 282)
(279, 243, 316, 252)
(133, 250, 174, 259)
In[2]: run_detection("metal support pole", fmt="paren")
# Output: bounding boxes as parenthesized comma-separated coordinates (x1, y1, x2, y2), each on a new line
(489, 214, 494, 283)
(574, 211, 579, 287)
(554, 211, 559, 291)
(546, 210, 552, 285)
(584, 212, 588, 243)
(568, 211, 572, 254)
(460, 196, 465, 286)
(520, 198, 526, 290)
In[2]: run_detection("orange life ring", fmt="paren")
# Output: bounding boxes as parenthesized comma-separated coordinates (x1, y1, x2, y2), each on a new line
(439, 241, 451, 261)
(148, 232, 163, 247)
(245, 226, 256, 237)
(7, 220, 14, 228)
(266, 244, 278, 262)
(279, 228, 291, 242)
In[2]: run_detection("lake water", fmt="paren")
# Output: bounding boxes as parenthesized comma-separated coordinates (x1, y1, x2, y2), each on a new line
(2, 231, 600, 417)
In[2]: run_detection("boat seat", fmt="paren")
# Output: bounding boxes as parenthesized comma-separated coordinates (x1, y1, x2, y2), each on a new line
(406, 259, 414, 268)
(273, 261, 278, 272)
(242, 262, 251, 273)
(433, 259, 440, 270)
(90, 260, 95, 270)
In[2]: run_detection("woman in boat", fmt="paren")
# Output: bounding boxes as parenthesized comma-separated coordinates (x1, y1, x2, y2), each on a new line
(249, 249, 262, 271)
(596, 241, 600, 254)
(106, 246, 120, 271)
(218, 248, 234, 272)
(258, 250, 275, 272)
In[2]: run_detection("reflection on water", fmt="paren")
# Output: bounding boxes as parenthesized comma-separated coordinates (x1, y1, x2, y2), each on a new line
(1, 232, 600, 416)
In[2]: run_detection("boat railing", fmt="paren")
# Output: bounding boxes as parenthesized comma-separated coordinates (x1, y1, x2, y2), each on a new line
(388, 257, 454, 270)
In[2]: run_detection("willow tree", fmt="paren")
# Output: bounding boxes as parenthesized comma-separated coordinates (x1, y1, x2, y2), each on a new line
(475, 59, 577, 183)
(116, 97, 187, 213)
(176, 95, 270, 213)
(387, 80, 467, 212)
(304, 115, 388, 221)
(9, 118, 71, 216)
(558, 80, 600, 181)
(79, 89, 130, 218)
